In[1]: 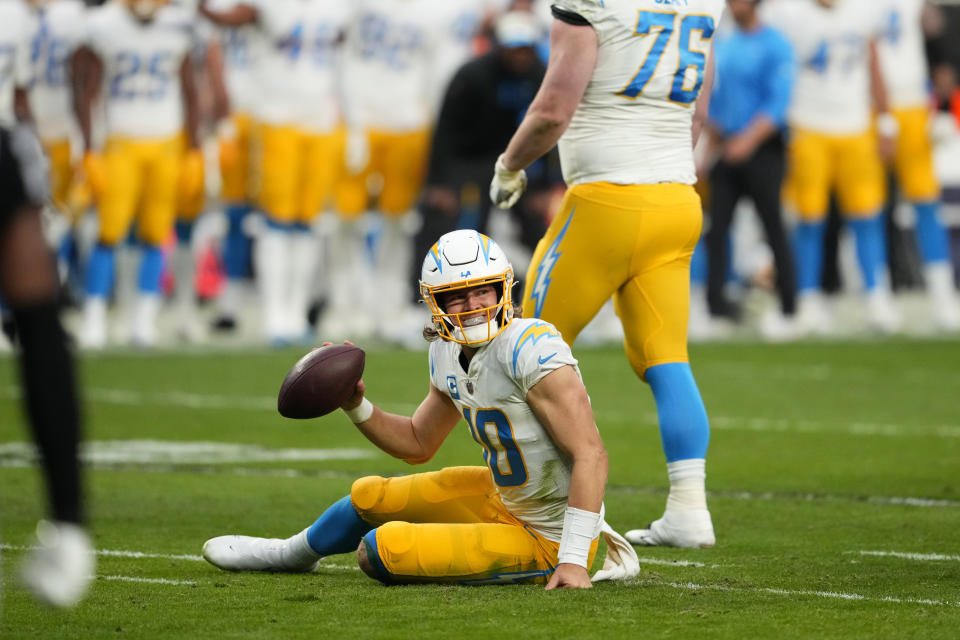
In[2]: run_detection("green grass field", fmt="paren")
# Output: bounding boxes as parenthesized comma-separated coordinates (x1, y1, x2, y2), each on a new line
(1, 340, 959, 638)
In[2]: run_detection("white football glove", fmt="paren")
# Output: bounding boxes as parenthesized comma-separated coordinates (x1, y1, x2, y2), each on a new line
(489, 154, 527, 209)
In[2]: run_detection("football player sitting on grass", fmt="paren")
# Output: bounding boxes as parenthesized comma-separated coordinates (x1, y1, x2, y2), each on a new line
(203, 230, 638, 588)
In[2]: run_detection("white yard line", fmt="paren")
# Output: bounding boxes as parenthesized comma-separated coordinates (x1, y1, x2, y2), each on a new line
(636, 557, 716, 568)
(4, 385, 959, 438)
(99, 575, 197, 586)
(636, 579, 960, 608)
(852, 550, 960, 562)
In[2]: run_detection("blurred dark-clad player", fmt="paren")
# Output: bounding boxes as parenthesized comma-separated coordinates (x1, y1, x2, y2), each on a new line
(1, 121, 93, 606)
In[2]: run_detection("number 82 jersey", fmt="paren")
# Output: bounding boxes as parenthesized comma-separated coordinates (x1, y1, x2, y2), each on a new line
(552, 0, 725, 187)
(428, 318, 585, 543)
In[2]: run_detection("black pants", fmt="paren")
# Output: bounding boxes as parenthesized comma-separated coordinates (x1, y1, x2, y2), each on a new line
(707, 134, 796, 317)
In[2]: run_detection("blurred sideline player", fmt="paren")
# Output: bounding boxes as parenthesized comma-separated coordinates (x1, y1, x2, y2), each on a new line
(490, 0, 724, 548)
(26, 0, 89, 271)
(170, 8, 225, 344)
(877, 0, 960, 330)
(329, 0, 444, 341)
(74, 0, 201, 348)
(202, 230, 638, 588)
(201, 0, 354, 345)
(770, 0, 901, 334)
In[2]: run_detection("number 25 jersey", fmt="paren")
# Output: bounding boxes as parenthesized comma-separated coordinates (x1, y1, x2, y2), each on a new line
(428, 318, 588, 543)
(551, 0, 725, 187)
(85, 3, 196, 140)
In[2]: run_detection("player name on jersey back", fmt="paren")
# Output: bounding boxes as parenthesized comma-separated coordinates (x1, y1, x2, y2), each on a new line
(553, 0, 725, 186)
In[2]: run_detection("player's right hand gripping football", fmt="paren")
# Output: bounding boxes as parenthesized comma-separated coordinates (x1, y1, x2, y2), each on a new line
(489, 154, 527, 209)
(320, 341, 366, 411)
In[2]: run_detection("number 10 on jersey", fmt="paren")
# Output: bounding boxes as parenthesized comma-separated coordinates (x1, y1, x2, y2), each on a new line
(617, 11, 715, 105)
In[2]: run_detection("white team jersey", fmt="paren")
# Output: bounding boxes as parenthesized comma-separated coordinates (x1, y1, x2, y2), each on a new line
(551, 0, 725, 186)
(205, 0, 265, 115)
(428, 318, 590, 542)
(876, 0, 928, 110)
(86, 2, 196, 139)
(0, 0, 33, 128)
(28, 0, 86, 141)
(770, 0, 885, 135)
(250, 0, 352, 132)
(341, 0, 444, 131)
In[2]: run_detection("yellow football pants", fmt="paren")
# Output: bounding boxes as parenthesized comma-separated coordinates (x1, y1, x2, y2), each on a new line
(42, 138, 74, 215)
(98, 135, 183, 246)
(255, 123, 343, 224)
(335, 128, 429, 218)
(220, 112, 254, 204)
(786, 128, 886, 219)
(352, 467, 595, 584)
(522, 182, 701, 377)
(891, 107, 940, 202)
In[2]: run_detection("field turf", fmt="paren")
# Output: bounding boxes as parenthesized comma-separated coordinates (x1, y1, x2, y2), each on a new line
(1, 340, 959, 638)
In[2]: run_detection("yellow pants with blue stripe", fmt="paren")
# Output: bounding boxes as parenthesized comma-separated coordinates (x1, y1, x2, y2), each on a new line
(352, 467, 594, 584)
(220, 112, 255, 204)
(522, 182, 701, 377)
(786, 128, 886, 219)
(98, 135, 183, 246)
(891, 107, 940, 202)
(42, 138, 74, 216)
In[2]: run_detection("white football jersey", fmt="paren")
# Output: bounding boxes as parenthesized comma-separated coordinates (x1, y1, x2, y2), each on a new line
(428, 318, 591, 542)
(770, 0, 886, 135)
(429, 0, 488, 113)
(0, 0, 33, 128)
(205, 0, 265, 116)
(876, 0, 928, 110)
(250, 0, 353, 132)
(341, 0, 445, 131)
(85, 2, 196, 139)
(28, 0, 87, 141)
(550, 0, 725, 186)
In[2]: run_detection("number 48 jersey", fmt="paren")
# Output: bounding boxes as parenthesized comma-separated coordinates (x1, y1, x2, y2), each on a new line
(552, 0, 725, 187)
(428, 318, 586, 543)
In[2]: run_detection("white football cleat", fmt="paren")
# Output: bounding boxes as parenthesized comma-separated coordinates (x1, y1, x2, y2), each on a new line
(625, 509, 715, 549)
(21, 520, 95, 608)
(202, 533, 320, 573)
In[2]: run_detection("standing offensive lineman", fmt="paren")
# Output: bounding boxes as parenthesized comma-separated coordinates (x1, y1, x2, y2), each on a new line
(490, 0, 724, 548)
(203, 231, 638, 587)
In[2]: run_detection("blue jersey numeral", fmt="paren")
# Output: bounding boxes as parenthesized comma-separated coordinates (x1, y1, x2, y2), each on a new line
(31, 15, 70, 87)
(617, 11, 715, 105)
(463, 407, 528, 488)
(109, 51, 174, 101)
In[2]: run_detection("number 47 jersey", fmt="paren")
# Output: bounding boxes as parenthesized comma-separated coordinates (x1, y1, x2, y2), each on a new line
(552, 0, 725, 187)
(428, 318, 586, 543)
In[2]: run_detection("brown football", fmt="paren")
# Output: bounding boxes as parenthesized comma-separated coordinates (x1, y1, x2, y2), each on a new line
(277, 344, 366, 419)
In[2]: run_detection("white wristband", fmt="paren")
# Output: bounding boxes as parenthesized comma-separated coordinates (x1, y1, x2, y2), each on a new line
(343, 397, 374, 424)
(557, 506, 602, 569)
(877, 112, 899, 138)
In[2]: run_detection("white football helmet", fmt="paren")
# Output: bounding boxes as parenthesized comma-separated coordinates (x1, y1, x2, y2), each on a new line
(123, 0, 169, 21)
(420, 230, 515, 347)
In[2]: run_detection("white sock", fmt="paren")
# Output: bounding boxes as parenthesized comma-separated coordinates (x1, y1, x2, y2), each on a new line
(282, 528, 321, 569)
(131, 293, 161, 346)
(255, 227, 290, 340)
(287, 229, 322, 339)
(374, 213, 416, 316)
(172, 242, 196, 323)
(665, 459, 708, 512)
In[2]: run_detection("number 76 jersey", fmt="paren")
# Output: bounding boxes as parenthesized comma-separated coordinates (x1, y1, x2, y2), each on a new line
(428, 319, 586, 543)
(553, 0, 725, 187)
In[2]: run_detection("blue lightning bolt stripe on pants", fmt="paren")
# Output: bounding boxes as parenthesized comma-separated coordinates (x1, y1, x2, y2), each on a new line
(522, 182, 701, 375)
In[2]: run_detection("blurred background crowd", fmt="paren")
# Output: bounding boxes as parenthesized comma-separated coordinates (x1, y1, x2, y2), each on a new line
(3, 0, 960, 351)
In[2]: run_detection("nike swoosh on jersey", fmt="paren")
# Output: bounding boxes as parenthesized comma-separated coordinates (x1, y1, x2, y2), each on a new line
(538, 353, 558, 365)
